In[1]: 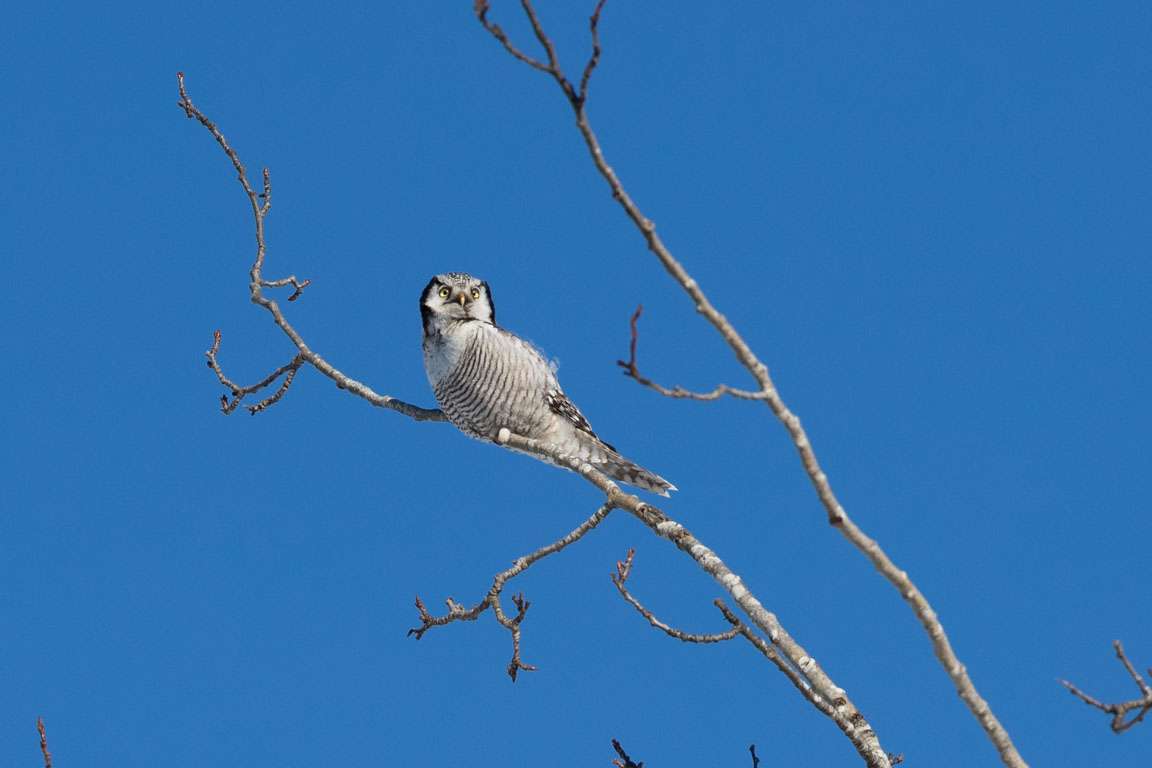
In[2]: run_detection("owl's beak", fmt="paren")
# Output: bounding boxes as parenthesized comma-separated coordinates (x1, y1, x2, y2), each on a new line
(457, 293, 468, 308)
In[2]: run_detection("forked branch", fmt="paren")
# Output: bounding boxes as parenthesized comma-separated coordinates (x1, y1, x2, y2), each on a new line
(474, 5, 1027, 766)
(409, 503, 613, 680)
(494, 429, 890, 767)
(205, 330, 306, 414)
(177, 72, 447, 423)
(1060, 640, 1152, 733)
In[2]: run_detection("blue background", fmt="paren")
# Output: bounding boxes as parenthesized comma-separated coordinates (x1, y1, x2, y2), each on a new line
(2, 2, 1149, 765)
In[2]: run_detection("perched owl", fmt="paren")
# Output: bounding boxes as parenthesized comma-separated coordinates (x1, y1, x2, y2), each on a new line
(420, 272, 676, 497)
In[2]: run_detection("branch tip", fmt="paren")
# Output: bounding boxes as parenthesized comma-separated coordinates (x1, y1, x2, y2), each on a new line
(180, 73, 446, 422)
(1061, 641, 1152, 733)
(38, 717, 51, 768)
(611, 739, 643, 768)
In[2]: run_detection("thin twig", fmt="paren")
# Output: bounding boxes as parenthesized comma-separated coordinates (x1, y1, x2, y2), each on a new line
(475, 7, 1026, 766)
(749, 744, 759, 768)
(578, 0, 608, 104)
(244, 365, 300, 414)
(261, 275, 311, 301)
(38, 718, 51, 768)
(1059, 640, 1152, 733)
(616, 305, 768, 401)
(473, 0, 551, 73)
(408, 504, 613, 680)
(611, 739, 643, 768)
(205, 330, 306, 415)
(501, 592, 538, 680)
(178, 73, 447, 422)
(612, 548, 739, 643)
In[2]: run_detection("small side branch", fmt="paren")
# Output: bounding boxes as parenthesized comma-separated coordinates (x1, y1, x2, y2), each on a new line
(577, 0, 608, 104)
(616, 305, 768, 401)
(474, 0, 552, 74)
(178, 73, 447, 423)
(612, 548, 738, 643)
(38, 718, 51, 768)
(474, 0, 604, 108)
(1060, 640, 1152, 733)
(408, 503, 613, 680)
(408, 594, 486, 640)
(611, 739, 643, 768)
(261, 275, 311, 302)
(206, 330, 306, 414)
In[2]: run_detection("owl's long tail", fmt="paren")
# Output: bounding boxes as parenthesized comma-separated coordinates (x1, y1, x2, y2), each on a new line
(593, 447, 677, 498)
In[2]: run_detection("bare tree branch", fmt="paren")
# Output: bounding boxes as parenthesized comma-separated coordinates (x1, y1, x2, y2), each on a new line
(473, 6, 1027, 767)
(711, 600, 839, 723)
(1060, 640, 1152, 733)
(473, 0, 551, 73)
(38, 717, 51, 768)
(182, 4, 1036, 762)
(494, 428, 890, 767)
(206, 330, 306, 414)
(177, 72, 448, 423)
(612, 542, 864, 735)
(617, 305, 768, 401)
(611, 739, 643, 768)
(178, 52, 895, 762)
(408, 503, 613, 680)
(612, 548, 740, 643)
(577, 0, 608, 104)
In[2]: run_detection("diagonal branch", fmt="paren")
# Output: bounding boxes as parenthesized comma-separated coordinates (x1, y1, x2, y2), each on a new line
(611, 739, 643, 768)
(177, 72, 447, 422)
(38, 718, 51, 768)
(473, 0, 551, 73)
(578, 0, 608, 104)
(494, 428, 890, 768)
(474, 7, 1026, 767)
(1059, 640, 1152, 733)
(612, 547, 849, 727)
(711, 599, 840, 723)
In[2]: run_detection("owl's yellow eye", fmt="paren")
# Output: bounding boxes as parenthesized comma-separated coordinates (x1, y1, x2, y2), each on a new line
(438, 287, 451, 299)
(471, 288, 480, 299)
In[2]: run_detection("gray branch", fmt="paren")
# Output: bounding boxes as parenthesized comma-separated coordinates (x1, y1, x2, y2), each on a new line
(178, 73, 447, 422)
(495, 429, 890, 767)
(473, 4, 1028, 767)
(1060, 640, 1152, 733)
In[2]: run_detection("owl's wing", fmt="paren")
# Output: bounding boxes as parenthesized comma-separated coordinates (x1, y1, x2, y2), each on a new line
(544, 391, 616, 452)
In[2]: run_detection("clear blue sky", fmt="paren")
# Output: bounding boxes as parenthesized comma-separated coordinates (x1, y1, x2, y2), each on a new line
(2, 2, 1149, 765)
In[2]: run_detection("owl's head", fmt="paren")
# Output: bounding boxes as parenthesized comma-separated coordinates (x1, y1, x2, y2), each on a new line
(420, 272, 496, 331)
